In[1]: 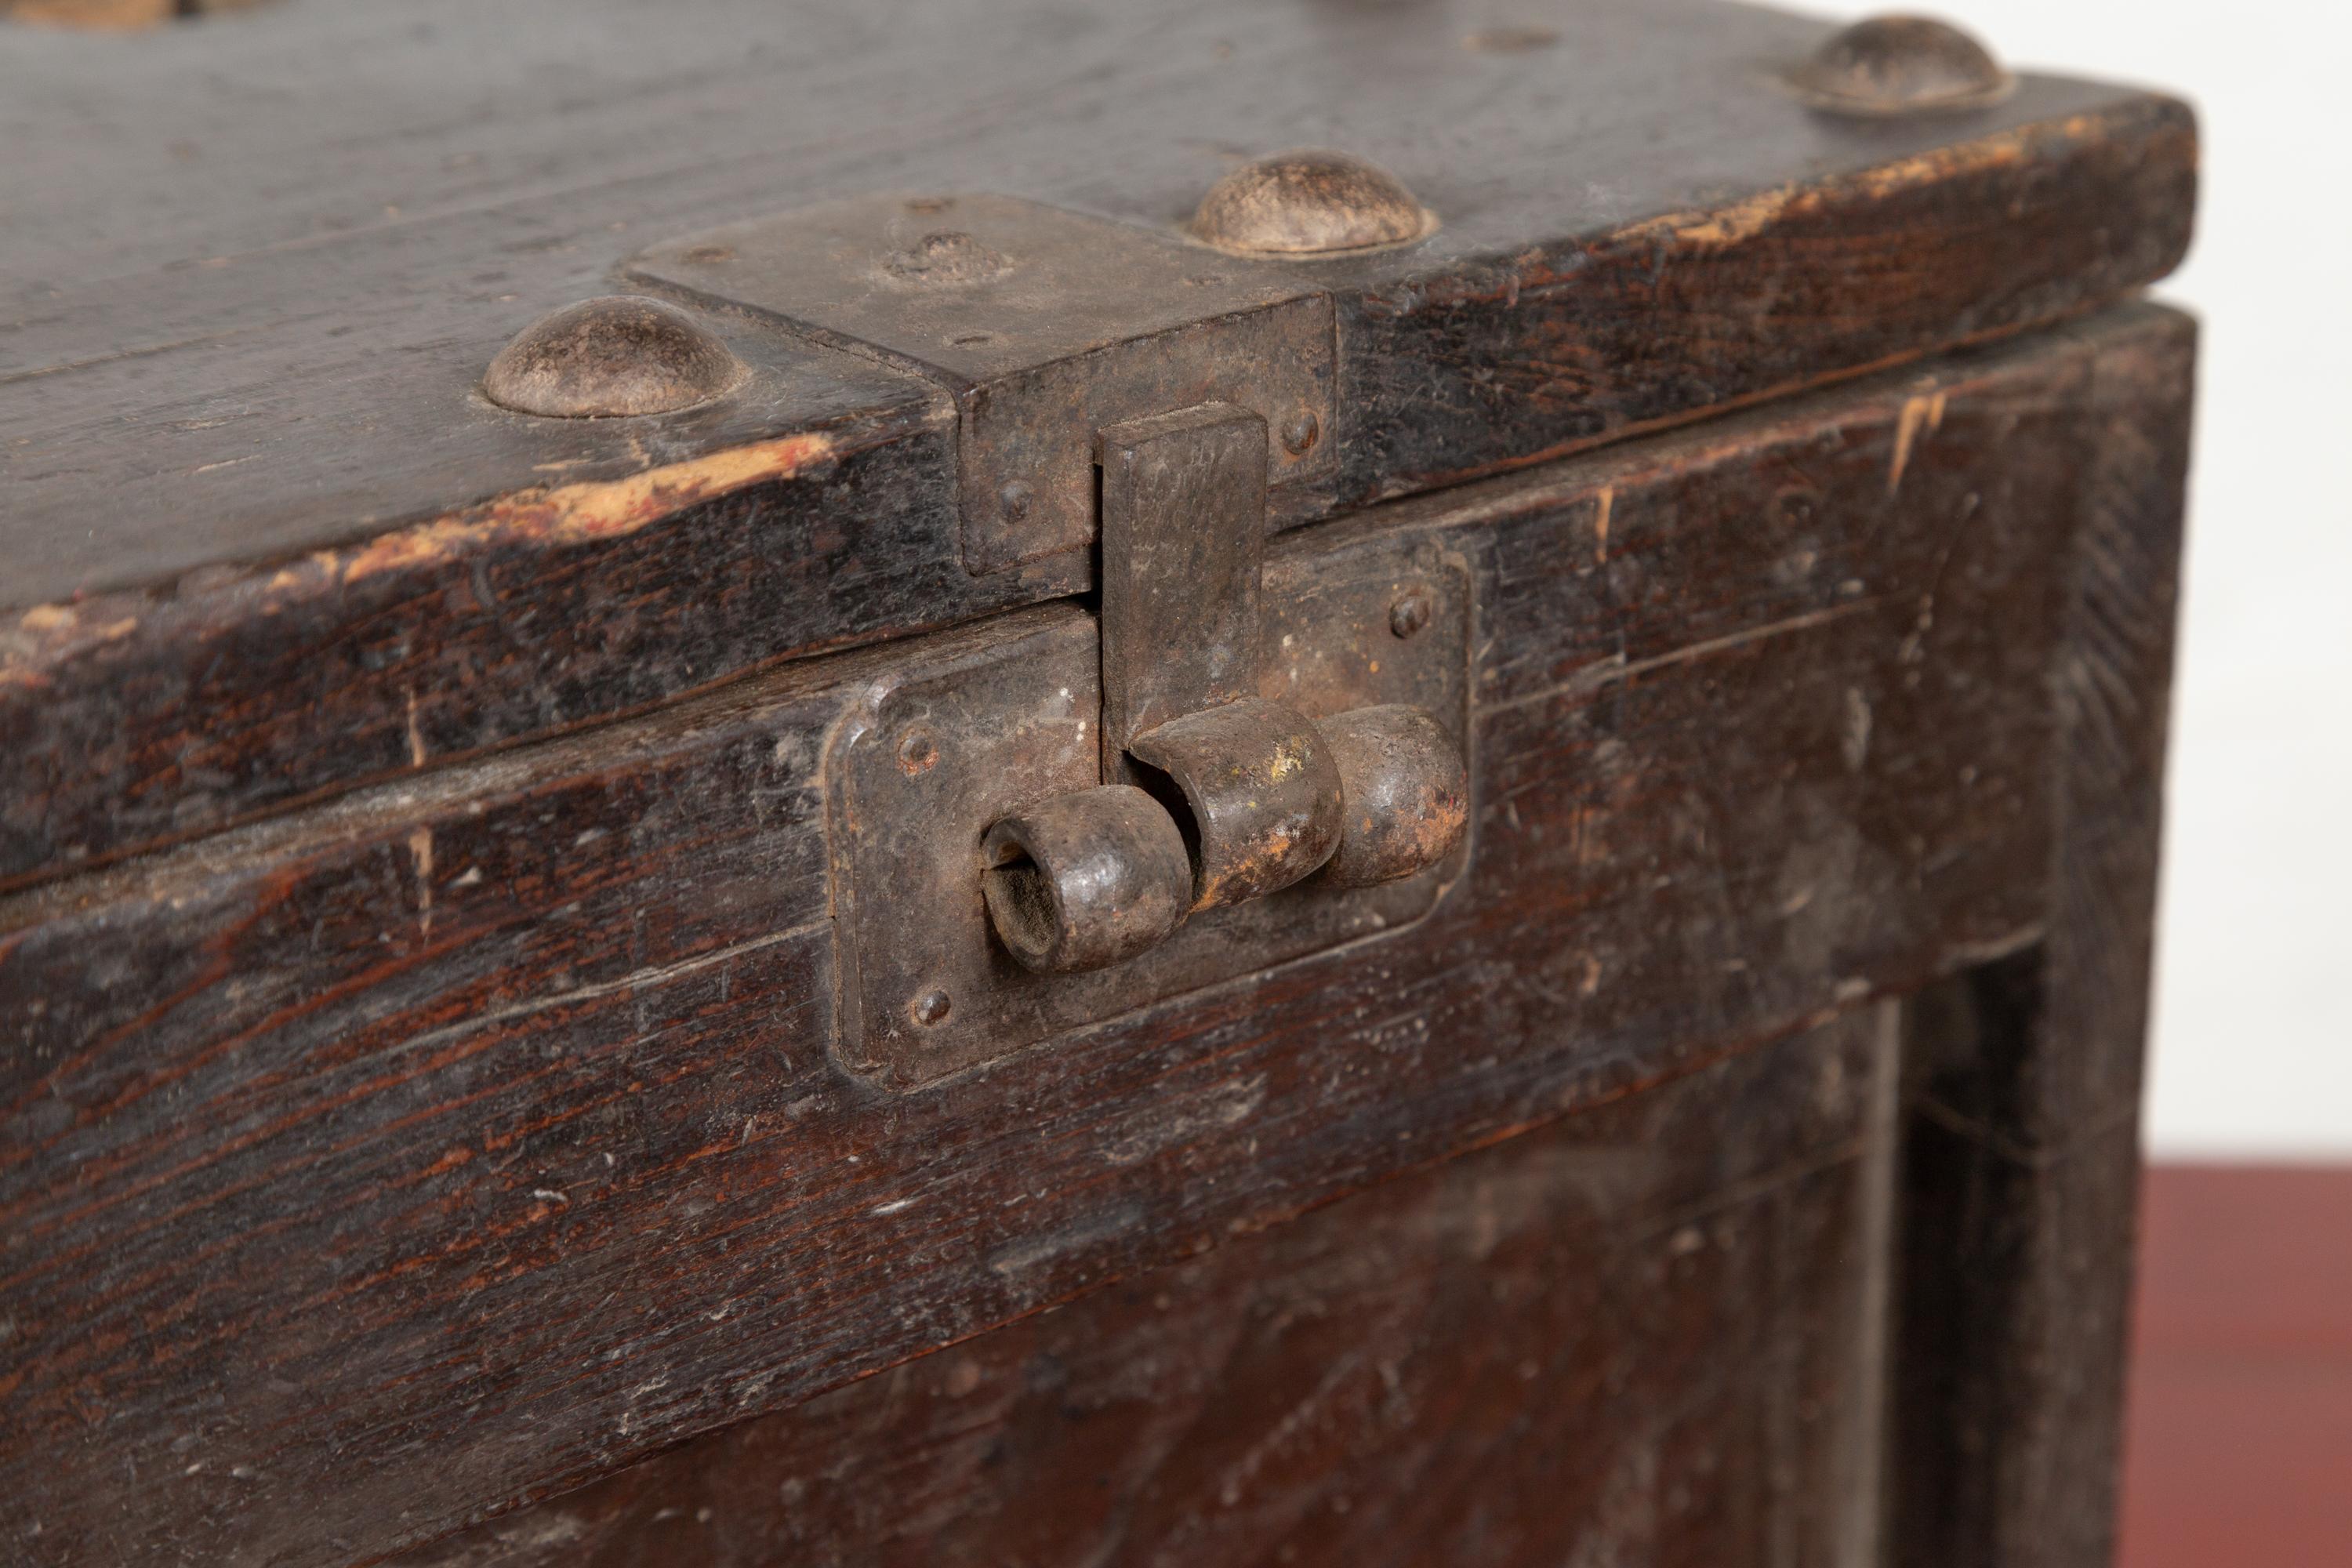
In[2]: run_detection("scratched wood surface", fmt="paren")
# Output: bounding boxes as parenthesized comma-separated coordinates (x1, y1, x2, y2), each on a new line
(390, 1004, 1903, 1568)
(0, 305, 2192, 1566)
(1886, 307, 2193, 1568)
(0, 0, 2196, 886)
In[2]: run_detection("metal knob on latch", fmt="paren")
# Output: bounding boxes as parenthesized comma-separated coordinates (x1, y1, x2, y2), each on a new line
(979, 402, 1467, 975)
(1316, 705, 1468, 888)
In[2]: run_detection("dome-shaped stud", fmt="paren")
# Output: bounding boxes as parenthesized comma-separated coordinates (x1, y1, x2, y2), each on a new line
(1190, 149, 1436, 258)
(482, 296, 745, 418)
(1791, 15, 2012, 118)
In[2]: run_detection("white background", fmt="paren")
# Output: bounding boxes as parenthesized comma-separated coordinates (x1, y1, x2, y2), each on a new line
(1812, 2, 2350, 1157)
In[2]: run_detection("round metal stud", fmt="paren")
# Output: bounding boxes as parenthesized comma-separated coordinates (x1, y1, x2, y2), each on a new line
(1127, 698, 1344, 910)
(982, 786, 1192, 975)
(1388, 588, 1433, 641)
(1317, 706, 1469, 888)
(1190, 149, 1436, 258)
(1790, 15, 2012, 118)
(482, 296, 743, 419)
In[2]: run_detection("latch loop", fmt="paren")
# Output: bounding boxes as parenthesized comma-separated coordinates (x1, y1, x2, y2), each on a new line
(979, 786, 1192, 975)
(1127, 696, 1345, 913)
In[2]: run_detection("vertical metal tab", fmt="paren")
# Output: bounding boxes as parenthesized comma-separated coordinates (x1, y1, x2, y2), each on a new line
(1095, 404, 1268, 780)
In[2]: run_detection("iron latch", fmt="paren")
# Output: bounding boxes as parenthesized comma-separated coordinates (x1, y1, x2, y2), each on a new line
(978, 401, 1467, 976)
(630, 191, 1474, 1086)
(821, 394, 1472, 1087)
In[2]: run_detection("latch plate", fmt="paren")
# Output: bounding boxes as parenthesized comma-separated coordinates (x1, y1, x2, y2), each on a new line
(828, 527, 1472, 1089)
(630, 194, 1337, 575)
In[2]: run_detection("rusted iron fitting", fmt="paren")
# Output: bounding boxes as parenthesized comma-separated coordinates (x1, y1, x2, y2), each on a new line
(1316, 706, 1470, 889)
(976, 397, 1466, 975)
(982, 700, 1464, 972)
(982, 786, 1192, 974)
(1128, 698, 1344, 912)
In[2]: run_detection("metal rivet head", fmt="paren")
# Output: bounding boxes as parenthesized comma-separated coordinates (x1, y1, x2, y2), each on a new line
(1190, 149, 1436, 258)
(482, 296, 743, 419)
(910, 990, 953, 1027)
(897, 727, 939, 777)
(1279, 412, 1321, 457)
(1389, 589, 1433, 641)
(880, 229, 1012, 287)
(1790, 15, 2012, 118)
(997, 481, 1034, 523)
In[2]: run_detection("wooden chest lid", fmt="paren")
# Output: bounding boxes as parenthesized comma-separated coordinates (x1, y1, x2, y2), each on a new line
(0, 0, 2194, 887)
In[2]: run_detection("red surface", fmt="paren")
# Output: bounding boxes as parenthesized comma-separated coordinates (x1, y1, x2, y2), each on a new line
(2118, 1164, 2352, 1567)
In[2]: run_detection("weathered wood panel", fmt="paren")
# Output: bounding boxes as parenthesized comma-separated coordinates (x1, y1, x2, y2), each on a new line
(0, 405, 1096, 892)
(0, 310, 2183, 1565)
(0, 0, 2194, 886)
(1889, 310, 2194, 1568)
(391, 1004, 1900, 1568)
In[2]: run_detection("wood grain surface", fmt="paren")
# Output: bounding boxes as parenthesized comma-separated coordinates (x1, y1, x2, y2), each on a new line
(0, 0, 2196, 887)
(0, 306, 2192, 1566)
(390, 1004, 1904, 1568)
(1887, 307, 2193, 1568)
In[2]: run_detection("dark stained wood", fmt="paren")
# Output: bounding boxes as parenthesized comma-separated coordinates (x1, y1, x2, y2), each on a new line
(1887, 309, 2194, 1568)
(0, 0, 2195, 887)
(0, 307, 2187, 1566)
(0, 403, 1082, 895)
(388, 1004, 1904, 1568)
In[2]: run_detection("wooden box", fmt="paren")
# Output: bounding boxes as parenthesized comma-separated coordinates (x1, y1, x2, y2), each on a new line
(0, 2, 2196, 1563)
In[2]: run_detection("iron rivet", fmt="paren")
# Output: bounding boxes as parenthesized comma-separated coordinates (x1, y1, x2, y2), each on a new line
(1789, 15, 2013, 118)
(1279, 412, 1320, 457)
(897, 727, 939, 776)
(1390, 589, 1433, 641)
(1190, 149, 1436, 258)
(881, 229, 1012, 287)
(911, 990, 953, 1026)
(998, 481, 1034, 523)
(481, 296, 743, 419)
